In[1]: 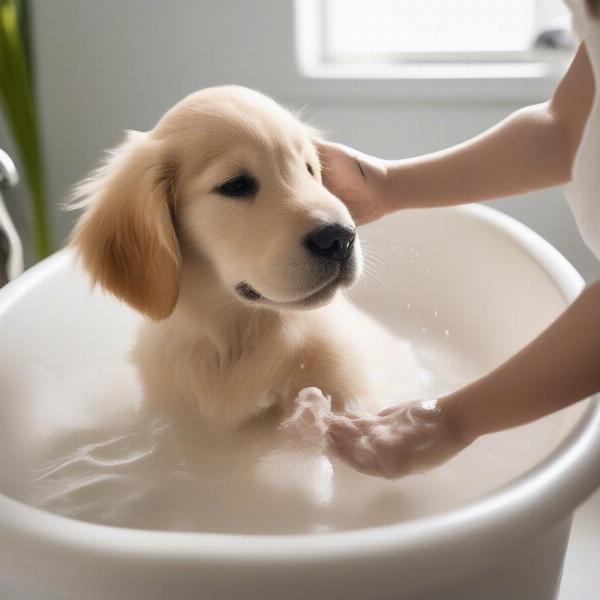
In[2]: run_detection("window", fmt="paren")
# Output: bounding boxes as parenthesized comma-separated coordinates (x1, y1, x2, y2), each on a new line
(296, 0, 573, 80)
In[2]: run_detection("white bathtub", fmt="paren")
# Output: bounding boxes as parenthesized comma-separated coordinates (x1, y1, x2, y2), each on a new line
(0, 205, 599, 600)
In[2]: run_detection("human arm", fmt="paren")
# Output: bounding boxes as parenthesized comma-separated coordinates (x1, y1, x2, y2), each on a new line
(317, 44, 594, 223)
(447, 278, 600, 438)
(328, 279, 600, 478)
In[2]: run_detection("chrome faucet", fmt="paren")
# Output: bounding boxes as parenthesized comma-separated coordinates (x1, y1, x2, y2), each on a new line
(0, 149, 23, 287)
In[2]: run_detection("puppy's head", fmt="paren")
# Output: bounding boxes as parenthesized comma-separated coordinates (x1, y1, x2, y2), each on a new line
(71, 86, 362, 320)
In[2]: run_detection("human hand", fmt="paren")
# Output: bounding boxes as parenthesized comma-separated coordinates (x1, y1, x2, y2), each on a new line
(326, 399, 473, 479)
(315, 140, 391, 225)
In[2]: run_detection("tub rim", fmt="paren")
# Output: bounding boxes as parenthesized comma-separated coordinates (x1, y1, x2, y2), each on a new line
(0, 203, 598, 565)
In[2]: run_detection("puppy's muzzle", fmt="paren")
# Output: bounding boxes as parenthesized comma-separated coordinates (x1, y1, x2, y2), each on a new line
(303, 224, 356, 263)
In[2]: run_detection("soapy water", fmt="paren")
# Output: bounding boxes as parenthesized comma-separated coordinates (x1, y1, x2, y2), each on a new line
(0, 325, 582, 535)
(0, 223, 584, 536)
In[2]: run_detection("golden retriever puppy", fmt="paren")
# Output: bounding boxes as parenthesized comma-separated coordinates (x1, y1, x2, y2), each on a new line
(71, 86, 405, 429)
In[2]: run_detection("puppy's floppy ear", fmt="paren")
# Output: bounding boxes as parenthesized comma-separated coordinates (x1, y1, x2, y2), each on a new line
(70, 131, 181, 320)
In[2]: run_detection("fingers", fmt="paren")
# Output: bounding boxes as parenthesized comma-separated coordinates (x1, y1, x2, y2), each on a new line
(326, 403, 436, 479)
(327, 413, 404, 479)
(327, 415, 364, 440)
(313, 139, 356, 156)
(325, 409, 365, 423)
(313, 140, 328, 170)
(313, 140, 360, 177)
(313, 140, 342, 171)
(377, 405, 403, 417)
(328, 427, 410, 480)
(328, 428, 384, 477)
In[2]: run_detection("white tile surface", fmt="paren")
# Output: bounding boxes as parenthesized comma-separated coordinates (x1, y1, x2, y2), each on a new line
(559, 488, 600, 599)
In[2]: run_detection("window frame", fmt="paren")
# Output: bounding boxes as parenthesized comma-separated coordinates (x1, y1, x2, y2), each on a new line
(298, 0, 572, 78)
(319, 0, 552, 66)
(293, 0, 572, 101)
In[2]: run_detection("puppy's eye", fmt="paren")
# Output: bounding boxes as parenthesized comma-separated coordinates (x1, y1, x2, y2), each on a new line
(216, 174, 259, 198)
(306, 163, 314, 176)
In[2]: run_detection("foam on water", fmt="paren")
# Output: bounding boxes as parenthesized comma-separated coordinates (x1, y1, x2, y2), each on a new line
(0, 325, 581, 534)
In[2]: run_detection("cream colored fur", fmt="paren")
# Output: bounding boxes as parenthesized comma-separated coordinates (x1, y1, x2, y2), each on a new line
(71, 86, 401, 428)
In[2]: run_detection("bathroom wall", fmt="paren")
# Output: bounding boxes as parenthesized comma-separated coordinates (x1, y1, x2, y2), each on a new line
(8, 0, 598, 279)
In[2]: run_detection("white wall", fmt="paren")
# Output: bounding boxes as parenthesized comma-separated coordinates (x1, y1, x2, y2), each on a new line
(15, 0, 599, 280)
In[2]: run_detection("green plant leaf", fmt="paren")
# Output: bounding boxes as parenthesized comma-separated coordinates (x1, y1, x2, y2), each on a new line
(0, 0, 51, 259)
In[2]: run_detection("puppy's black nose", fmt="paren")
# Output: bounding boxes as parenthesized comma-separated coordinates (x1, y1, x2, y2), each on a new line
(304, 224, 356, 262)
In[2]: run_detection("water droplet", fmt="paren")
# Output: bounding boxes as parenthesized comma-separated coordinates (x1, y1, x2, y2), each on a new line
(406, 303, 411, 309)
(433, 310, 438, 317)
(444, 329, 450, 337)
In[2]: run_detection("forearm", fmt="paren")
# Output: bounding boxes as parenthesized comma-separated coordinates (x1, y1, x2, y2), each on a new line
(444, 279, 600, 440)
(386, 103, 570, 209)
(384, 45, 593, 211)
